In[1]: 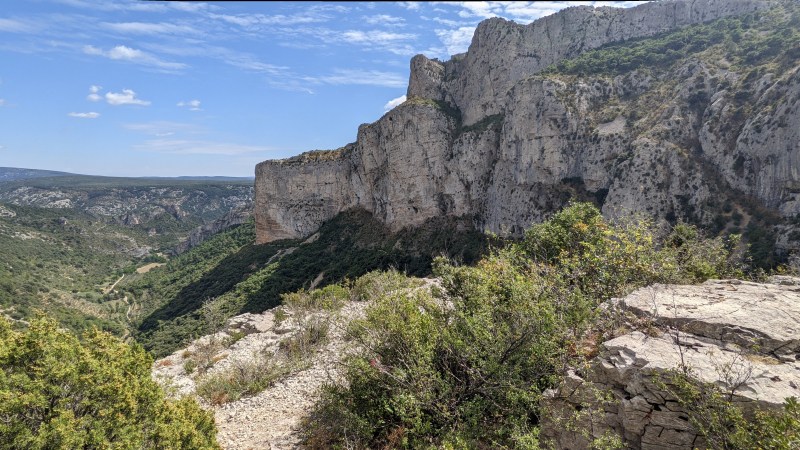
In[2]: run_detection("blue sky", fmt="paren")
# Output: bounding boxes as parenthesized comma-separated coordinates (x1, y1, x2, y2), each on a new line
(0, 0, 644, 177)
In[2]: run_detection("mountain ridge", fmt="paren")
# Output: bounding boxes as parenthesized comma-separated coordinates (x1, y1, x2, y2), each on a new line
(254, 0, 798, 268)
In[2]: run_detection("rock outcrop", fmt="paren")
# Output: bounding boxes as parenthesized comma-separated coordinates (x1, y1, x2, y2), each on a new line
(255, 0, 798, 267)
(541, 277, 800, 449)
(173, 207, 252, 255)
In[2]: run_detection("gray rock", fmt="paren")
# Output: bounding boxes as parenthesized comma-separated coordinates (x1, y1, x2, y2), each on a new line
(254, 0, 798, 260)
(540, 278, 800, 449)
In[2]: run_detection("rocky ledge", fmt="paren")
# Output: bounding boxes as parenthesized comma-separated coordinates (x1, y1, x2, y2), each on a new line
(541, 277, 800, 449)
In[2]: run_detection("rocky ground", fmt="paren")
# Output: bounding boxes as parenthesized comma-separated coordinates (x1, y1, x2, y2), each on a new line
(542, 276, 800, 449)
(153, 301, 367, 450)
(154, 276, 800, 449)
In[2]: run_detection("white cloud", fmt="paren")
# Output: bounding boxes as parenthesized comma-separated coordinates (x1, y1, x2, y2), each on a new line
(363, 14, 405, 26)
(0, 99, 5, 107)
(383, 94, 406, 111)
(305, 69, 407, 88)
(341, 30, 415, 44)
(54, 0, 217, 13)
(436, 26, 477, 55)
(68, 111, 100, 118)
(135, 139, 272, 155)
(105, 89, 150, 106)
(83, 44, 187, 71)
(208, 11, 330, 28)
(177, 99, 202, 111)
(101, 21, 198, 35)
(87, 85, 102, 102)
(0, 18, 38, 33)
(397, 2, 421, 10)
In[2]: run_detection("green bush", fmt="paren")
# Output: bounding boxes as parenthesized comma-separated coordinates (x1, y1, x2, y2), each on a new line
(304, 202, 746, 448)
(664, 370, 800, 449)
(195, 358, 289, 406)
(0, 316, 218, 449)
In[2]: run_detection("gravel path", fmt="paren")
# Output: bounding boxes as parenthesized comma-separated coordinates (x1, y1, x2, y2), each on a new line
(153, 302, 366, 450)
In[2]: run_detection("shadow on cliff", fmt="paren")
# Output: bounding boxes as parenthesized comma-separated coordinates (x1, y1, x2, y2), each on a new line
(136, 208, 490, 356)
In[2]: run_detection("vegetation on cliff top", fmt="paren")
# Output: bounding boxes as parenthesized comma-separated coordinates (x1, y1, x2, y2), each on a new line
(547, 1, 800, 77)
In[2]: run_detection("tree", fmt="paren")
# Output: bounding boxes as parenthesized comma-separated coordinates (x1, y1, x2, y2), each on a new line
(0, 316, 219, 449)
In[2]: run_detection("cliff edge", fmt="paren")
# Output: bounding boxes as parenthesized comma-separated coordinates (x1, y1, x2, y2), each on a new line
(255, 0, 798, 257)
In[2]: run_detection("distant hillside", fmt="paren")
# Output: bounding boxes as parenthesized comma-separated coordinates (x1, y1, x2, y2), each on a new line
(0, 167, 72, 182)
(128, 210, 487, 357)
(0, 171, 254, 335)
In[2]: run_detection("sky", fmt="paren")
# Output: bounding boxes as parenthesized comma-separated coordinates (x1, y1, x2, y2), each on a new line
(0, 0, 646, 177)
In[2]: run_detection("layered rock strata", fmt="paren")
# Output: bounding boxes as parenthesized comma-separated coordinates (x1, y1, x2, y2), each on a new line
(255, 0, 799, 246)
(541, 277, 800, 449)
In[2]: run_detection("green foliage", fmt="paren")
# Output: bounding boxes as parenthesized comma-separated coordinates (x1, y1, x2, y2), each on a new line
(134, 209, 488, 357)
(547, 2, 800, 76)
(195, 358, 291, 406)
(664, 370, 800, 449)
(304, 203, 747, 448)
(0, 316, 219, 449)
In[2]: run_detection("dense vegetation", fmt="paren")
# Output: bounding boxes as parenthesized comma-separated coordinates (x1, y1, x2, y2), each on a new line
(0, 316, 218, 449)
(547, 1, 800, 77)
(304, 202, 750, 448)
(130, 210, 489, 357)
(0, 173, 251, 334)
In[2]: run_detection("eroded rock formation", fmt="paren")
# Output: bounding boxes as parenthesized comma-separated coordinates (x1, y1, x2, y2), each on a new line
(255, 0, 799, 256)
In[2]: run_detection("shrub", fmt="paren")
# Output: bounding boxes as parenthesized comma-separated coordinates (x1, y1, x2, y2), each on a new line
(304, 203, 746, 448)
(663, 370, 800, 449)
(0, 316, 218, 449)
(195, 358, 290, 406)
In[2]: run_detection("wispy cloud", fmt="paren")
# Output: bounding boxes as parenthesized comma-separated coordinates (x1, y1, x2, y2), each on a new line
(363, 14, 405, 26)
(105, 89, 150, 106)
(397, 2, 421, 11)
(0, 99, 5, 107)
(83, 44, 187, 71)
(305, 69, 407, 88)
(101, 21, 198, 35)
(68, 111, 100, 118)
(341, 30, 415, 44)
(124, 121, 202, 136)
(0, 18, 39, 33)
(135, 139, 273, 155)
(436, 26, 476, 55)
(208, 10, 331, 28)
(177, 99, 202, 111)
(55, 0, 217, 13)
(383, 94, 406, 111)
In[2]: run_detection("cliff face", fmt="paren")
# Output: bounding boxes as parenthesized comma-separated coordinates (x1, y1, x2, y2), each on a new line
(255, 0, 799, 253)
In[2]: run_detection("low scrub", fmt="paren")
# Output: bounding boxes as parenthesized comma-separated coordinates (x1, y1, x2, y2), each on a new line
(196, 358, 291, 406)
(303, 202, 748, 448)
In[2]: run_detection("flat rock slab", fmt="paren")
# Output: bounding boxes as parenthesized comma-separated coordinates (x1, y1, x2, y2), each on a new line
(621, 278, 800, 360)
(600, 331, 800, 407)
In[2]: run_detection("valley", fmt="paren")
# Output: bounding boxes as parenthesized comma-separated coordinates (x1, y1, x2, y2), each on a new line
(2, 0, 800, 448)
(0, 168, 253, 334)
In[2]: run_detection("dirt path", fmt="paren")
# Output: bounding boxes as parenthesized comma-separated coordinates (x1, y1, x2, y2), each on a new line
(103, 274, 124, 294)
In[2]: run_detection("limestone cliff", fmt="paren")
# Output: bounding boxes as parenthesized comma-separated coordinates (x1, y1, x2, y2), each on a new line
(255, 0, 798, 262)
